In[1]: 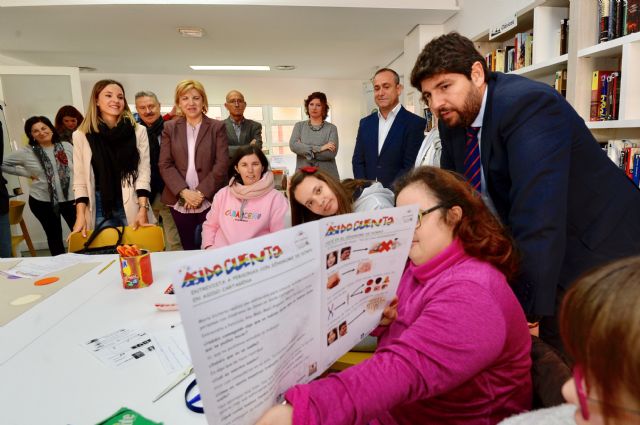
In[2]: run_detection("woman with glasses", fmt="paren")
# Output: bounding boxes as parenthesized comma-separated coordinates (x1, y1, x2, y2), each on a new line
(289, 92, 340, 181)
(258, 166, 532, 425)
(499, 255, 640, 425)
(289, 166, 393, 226)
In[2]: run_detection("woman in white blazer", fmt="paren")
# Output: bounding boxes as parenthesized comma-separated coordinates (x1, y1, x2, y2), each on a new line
(71, 79, 155, 237)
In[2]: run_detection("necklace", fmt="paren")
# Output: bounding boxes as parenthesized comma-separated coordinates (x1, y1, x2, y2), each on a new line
(307, 120, 325, 131)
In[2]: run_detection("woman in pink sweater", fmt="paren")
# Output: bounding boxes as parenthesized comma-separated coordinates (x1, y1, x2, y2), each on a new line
(257, 166, 532, 425)
(201, 145, 288, 249)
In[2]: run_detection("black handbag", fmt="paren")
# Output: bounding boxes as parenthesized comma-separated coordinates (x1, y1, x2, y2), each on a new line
(73, 218, 125, 255)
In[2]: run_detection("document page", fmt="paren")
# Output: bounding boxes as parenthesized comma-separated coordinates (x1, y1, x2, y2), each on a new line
(173, 205, 417, 425)
(318, 207, 416, 370)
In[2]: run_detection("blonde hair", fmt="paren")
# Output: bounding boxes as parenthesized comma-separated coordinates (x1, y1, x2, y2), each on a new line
(79, 79, 135, 134)
(174, 79, 208, 116)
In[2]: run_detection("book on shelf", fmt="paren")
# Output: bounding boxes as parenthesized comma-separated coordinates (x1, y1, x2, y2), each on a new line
(598, 0, 639, 42)
(606, 140, 640, 186)
(629, 0, 640, 34)
(590, 70, 620, 121)
(554, 69, 567, 97)
(560, 19, 569, 55)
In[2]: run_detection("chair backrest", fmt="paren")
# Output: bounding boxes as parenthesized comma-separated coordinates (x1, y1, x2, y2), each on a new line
(8, 200, 26, 225)
(68, 225, 166, 253)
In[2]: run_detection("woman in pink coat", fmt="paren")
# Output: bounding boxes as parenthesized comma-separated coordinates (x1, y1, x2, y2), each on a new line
(201, 145, 288, 249)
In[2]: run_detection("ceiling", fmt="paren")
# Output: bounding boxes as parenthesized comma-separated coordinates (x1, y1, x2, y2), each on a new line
(0, 2, 458, 79)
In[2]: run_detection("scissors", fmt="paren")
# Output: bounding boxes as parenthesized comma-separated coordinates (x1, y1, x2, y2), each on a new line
(152, 365, 194, 403)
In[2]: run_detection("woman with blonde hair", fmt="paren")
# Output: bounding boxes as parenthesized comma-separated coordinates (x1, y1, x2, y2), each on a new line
(71, 79, 154, 237)
(159, 79, 228, 250)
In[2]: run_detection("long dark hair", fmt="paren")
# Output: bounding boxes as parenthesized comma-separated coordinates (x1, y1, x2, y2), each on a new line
(24, 116, 61, 147)
(228, 145, 269, 185)
(394, 166, 518, 281)
(289, 168, 353, 225)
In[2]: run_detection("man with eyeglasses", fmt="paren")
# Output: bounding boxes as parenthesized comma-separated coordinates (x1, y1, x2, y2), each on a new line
(223, 90, 263, 159)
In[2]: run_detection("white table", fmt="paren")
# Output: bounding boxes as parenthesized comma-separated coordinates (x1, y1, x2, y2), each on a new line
(0, 252, 208, 425)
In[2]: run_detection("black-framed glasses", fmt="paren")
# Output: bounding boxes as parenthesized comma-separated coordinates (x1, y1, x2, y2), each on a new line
(416, 204, 444, 228)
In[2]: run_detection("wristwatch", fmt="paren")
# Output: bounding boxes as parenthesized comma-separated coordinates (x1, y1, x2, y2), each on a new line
(139, 202, 150, 210)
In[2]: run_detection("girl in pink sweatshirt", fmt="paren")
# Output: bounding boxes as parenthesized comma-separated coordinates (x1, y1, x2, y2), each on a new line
(257, 166, 532, 425)
(201, 145, 288, 249)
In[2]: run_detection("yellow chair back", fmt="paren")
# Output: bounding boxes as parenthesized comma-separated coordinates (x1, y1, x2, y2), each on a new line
(68, 225, 165, 253)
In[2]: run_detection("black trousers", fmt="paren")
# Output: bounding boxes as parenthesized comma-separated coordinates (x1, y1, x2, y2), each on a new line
(28, 197, 76, 256)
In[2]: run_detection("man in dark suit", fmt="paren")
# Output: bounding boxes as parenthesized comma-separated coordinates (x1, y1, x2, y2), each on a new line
(352, 68, 426, 188)
(410, 32, 640, 348)
(223, 90, 263, 159)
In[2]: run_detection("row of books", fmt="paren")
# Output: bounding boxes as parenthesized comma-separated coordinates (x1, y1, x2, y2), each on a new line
(483, 32, 533, 73)
(606, 139, 640, 185)
(589, 70, 621, 121)
(553, 69, 567, 97)
(598, 0, 640, 43)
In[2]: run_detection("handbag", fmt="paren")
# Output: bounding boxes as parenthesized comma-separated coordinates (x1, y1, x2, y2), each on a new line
(72, 218, 125, 255)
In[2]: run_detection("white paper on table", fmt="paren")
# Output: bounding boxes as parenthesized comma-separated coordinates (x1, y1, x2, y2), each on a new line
(151, 328, 192, 374)
(82, 328, 157, 369)
(172, 206, 417, 425)
(0, 253, 99, 278)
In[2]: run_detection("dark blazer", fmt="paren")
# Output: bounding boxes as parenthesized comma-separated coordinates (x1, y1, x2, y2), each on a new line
(223, 117, 263, 158)
(159, 116, 229, 205)
(352, 105, 426, 188)
(440, 72, 640, 316)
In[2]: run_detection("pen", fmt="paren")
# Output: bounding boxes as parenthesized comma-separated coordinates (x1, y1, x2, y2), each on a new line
(98, 259, 116, 274)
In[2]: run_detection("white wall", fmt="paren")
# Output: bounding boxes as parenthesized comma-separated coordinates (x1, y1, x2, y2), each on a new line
(445, 0, 535, 39)
(81, 73, 364, 180)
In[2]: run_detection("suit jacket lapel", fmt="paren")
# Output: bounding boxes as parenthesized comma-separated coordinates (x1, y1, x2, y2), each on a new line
(175, 118, 189, 159)
(379, 106, 406, 157)
(480, 74, 498, 189)
(196, 117, 211, 150)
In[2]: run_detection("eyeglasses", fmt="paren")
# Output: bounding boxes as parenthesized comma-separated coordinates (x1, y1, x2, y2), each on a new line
(573, 366, 640, 421)
(227, 99, 245, 105)
(416, 204, 443, 228)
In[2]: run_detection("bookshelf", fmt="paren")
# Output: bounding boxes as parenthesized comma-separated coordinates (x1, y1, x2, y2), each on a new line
(474, 0, 640, 141)
(570, 0, 640, 140)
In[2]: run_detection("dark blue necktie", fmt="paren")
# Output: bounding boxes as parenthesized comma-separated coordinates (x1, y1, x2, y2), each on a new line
(464, 127, 481, 191)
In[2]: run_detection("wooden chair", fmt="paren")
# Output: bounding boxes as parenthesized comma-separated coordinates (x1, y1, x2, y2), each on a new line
(68, 225, 166, 253)
(8, 200, 36, 257)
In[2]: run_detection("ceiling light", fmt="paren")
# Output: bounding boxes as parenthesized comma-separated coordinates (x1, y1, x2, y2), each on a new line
(178, 27, 204, 38)
(275, 65, 296, 71)
(190, 65, 270, 71)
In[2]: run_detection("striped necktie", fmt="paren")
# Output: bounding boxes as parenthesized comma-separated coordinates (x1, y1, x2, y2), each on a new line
(464, 126, 481, 191)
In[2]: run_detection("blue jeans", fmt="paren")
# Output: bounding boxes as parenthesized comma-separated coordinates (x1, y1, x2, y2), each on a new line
(0, 211, 11, 257)
(94, 191, 126, 229)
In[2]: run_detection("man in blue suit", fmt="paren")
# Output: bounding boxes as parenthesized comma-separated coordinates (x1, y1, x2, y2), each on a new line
(411, 32, 640, 348)
(352, 68, 426, 188)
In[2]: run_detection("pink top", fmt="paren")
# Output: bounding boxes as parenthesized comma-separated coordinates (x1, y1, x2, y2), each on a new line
(285, 239, 532, 425)
(173, 121, 210, 213)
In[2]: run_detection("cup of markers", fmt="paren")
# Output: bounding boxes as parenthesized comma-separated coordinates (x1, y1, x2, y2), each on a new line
(116, 244, 154, 289)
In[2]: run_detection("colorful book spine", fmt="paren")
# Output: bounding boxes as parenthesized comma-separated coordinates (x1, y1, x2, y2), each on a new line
(628, 0, 640, 34)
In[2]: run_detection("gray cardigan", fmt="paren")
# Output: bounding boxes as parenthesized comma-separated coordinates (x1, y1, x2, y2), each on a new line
(289, 120, 339, 180)
(2, 142, 74, 202)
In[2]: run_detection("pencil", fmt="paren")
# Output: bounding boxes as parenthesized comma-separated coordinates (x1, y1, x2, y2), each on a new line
(98, 259, 116, 274)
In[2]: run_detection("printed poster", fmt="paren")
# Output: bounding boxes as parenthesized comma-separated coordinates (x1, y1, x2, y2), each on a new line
(172, 205, 417, 425)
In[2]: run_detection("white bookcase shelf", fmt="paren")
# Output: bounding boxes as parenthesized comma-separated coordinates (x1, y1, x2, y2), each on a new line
(510, 54, 568, 78)
(578, 31, 640, 58)
(586, 119, 640, 129)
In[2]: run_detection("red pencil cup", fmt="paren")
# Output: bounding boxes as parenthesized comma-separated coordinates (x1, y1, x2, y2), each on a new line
(119, 250, 154, 289)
